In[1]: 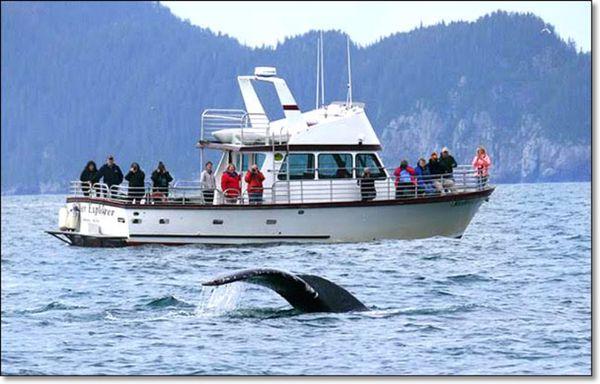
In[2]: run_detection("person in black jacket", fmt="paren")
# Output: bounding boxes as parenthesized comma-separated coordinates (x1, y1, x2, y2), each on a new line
(79, 160, 98, 196)
(151, 161, 173, 196)
(439, 147, 458, 176)
(125, 162, 146, 203)
(428, 152, 444, 194)
(357, 167, 376, 201)
(96, 155, 124, 196)
(428, 152, 443, 175)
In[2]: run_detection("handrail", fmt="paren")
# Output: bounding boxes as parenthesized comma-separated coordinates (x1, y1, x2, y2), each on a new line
(69, 166, 491, 207)
(201, 108, 270, 145)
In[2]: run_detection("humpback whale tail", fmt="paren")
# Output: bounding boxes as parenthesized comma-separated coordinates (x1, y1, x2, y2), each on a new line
(202, 268, 368, 313)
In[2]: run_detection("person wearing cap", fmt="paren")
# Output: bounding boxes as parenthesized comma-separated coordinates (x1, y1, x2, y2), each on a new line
(151, 161, 174, 196)
(439, 147, 458, 176)
(96, 155, 124, 196)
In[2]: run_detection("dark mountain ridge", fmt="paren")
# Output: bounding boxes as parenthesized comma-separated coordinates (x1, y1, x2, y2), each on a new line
(1, 1, 590, 194)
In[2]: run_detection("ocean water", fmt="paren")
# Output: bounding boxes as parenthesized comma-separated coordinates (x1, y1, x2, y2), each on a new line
(0, 183, 591, 375)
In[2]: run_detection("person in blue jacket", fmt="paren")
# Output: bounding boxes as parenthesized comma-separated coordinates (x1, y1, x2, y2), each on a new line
(414, 158, 434, 195)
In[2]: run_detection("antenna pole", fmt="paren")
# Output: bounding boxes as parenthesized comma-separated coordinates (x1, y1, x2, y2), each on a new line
(346, 35, 353, 107)
(315, 34, 320, 109)
(320, 30, 325, 107)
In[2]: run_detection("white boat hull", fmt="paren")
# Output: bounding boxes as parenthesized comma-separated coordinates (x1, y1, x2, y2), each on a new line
(49, 190, 492, 246)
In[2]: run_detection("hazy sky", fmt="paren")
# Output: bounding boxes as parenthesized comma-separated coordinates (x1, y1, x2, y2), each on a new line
(162, 1, 591, 51)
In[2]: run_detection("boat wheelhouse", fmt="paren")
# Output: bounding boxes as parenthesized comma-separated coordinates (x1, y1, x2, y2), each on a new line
(46, 66, 494, 247)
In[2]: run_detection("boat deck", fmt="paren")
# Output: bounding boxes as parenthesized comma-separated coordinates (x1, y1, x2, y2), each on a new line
(68, 166, 492, 208)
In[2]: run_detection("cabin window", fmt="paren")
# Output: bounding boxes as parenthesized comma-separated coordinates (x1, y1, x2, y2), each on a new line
(277, 154, 315, 180)
(255, 153, 266, 169)
(241, 153, 250, 172)
(356, 154, 386, 178)
(241, 153, 266, 172)
(318, 153, 353, 179)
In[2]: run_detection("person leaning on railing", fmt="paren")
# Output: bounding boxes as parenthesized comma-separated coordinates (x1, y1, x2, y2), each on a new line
(79, 160, 98, 197)
(472, 146, 491, 189)
(245, 164, 266, 205)
(200, 161, 216, 204)
(124, 162, 146, 204)
(221, 163, 241, 204)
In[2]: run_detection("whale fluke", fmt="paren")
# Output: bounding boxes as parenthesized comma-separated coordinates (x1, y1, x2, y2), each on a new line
(202, 268, 368, 313)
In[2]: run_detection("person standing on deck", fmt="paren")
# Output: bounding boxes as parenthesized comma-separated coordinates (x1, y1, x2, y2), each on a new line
(358, 167, 376, 201)
(79, 160, 98, 197)
(151, 161, 173, 196)
(439, 147, 458, 177)
(472, 146, 491, 189)
(428, 152, 444, 194)
(96, 155, 124, 197)
(221, 164, 241, 204)
(124, 162, 146, 203)
(414, 158, 433, 195)
(200, 161, 216, 204)
(439, 147, 457, 192)
(245, 164, 266, 204)
(394, 160, 415, 199)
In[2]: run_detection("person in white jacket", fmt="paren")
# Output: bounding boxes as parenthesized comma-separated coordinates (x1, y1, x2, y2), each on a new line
(200, 161, 216, 204)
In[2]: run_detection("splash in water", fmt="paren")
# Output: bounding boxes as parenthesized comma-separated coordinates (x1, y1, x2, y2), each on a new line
(196, 282, 246, 316)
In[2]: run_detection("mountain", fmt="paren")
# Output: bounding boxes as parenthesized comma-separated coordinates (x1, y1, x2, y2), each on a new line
(1, 1, 591, 194)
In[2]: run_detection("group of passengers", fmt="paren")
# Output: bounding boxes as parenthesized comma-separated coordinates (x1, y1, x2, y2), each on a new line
(81, 147, 491, 205)
(358, 146, 491, 201)
(79, 155, 173, 203)
(200, 162, 266, 205)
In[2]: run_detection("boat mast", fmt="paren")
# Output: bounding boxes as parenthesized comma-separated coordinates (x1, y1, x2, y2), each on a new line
(320, 30, 325, 107)
(346, 35, 353, 108)
(315, 33, 320, 109)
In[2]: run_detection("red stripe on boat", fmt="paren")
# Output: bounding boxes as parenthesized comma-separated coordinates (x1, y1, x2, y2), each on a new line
(283, 105, 299, 111)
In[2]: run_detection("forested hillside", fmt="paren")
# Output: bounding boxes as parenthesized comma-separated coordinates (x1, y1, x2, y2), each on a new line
(1, 1, 590, 194)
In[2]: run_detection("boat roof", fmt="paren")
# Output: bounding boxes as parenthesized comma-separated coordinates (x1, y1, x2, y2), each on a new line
(200, 67, 381, 148)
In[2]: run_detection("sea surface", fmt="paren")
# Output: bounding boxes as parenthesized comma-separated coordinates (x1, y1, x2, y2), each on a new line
(0, 183, 591, 375)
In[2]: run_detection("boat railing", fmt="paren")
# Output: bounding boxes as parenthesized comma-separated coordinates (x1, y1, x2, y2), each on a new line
(270, 167, 488, 204)
(200, 109, 270, 145)
(68, 166, 490, 206)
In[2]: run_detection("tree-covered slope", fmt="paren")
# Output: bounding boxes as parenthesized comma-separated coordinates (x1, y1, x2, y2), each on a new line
(1, 1, 590, 194)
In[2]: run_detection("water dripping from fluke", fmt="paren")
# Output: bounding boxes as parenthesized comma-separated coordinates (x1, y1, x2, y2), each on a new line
(195, 282, 247, 317)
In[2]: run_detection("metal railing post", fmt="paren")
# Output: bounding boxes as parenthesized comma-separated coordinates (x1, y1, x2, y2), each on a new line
(329, 179, 333, 202)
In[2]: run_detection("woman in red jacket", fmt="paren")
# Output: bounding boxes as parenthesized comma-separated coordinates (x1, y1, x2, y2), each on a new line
(244, 164, 266, 204)
(221, 163, 241, 203)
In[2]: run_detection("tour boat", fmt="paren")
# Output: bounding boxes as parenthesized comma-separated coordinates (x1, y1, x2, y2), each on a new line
(46, 59, 494, 247)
